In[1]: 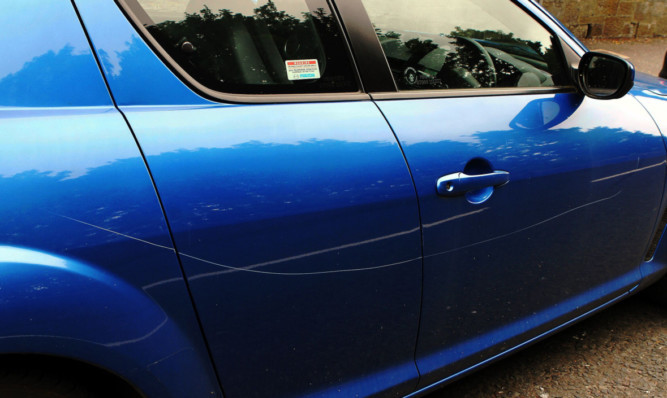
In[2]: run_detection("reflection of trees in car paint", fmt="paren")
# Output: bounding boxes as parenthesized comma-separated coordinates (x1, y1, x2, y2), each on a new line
(0, 46, 110, 107)
(140, 0, 356, 94)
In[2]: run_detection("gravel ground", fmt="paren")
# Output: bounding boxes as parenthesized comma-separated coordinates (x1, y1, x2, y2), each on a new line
(424, 295, 666, 398)
(581, 38, 667, 77)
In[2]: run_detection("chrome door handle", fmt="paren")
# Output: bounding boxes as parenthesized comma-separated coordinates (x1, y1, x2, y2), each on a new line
(437, 171, 510, 197)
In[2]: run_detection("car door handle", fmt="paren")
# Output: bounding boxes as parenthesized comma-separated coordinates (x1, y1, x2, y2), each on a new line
(437, 171, 510, 197)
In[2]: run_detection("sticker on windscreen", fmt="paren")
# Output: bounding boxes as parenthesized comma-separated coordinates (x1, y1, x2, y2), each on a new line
(285, 59, 321, 80)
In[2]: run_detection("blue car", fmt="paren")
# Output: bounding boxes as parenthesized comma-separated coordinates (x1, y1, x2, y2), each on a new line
(1, 0, 666, 397)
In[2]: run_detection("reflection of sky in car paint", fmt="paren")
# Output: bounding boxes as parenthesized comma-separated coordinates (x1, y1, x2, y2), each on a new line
(0, 0, 112, 107)
(362, 0, 551, 48)
(0, 110, 138, 179)
(137, 0, 310, 24)
(0, 102, 394, 179)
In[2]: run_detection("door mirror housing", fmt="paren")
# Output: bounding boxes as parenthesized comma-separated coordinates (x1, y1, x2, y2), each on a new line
(577, 52, 634, 100)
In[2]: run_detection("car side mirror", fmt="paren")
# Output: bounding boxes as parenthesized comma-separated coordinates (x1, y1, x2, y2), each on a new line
(577, 52, 634, 100)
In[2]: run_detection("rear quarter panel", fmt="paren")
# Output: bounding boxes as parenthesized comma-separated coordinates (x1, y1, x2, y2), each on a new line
(0, 1, 220, 397)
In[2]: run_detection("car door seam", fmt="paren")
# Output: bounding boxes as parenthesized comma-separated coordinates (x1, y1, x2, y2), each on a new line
(371, 101, 427, 387)
(69, 1, 226, 396)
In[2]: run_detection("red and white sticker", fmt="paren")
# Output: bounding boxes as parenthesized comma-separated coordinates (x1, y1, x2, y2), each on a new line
(285, 59, 320, 80)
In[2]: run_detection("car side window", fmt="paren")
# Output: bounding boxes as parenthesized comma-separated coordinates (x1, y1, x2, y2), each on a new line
(360, 0, 568, 91)
(121, 0, 358, 95)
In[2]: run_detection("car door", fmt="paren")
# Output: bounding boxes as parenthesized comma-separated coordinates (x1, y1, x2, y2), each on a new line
(347, 0, 667, 388)
(75, 1, 423, 397)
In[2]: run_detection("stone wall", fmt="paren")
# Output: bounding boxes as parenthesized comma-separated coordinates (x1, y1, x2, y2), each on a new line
(539, 0, 666, 38)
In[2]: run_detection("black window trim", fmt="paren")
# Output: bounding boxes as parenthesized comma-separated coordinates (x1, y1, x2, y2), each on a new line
(116, 0, 370, 104)
(335, 0, 580, 101)
(330, 0, 397, 93)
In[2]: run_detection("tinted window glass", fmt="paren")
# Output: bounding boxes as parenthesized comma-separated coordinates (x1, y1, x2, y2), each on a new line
(124, 0, 358, 94)
(360, 0, 567, 91)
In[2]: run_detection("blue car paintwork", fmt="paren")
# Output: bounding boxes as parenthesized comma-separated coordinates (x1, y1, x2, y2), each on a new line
(0, 1, 221, 397)
(374, 92, 666, 386)
(0, 110, 222, 397)
(2, 0, 667, 398)
(119, 104, 424, 398)
(76, 2, 424, 396)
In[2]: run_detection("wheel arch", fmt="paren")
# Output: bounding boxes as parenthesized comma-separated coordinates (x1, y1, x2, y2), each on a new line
(0, 245, 221, 398)
(0, 353, 144, 398)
